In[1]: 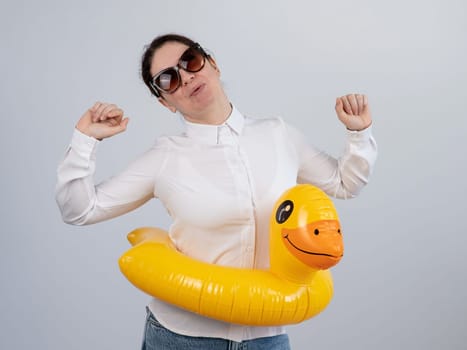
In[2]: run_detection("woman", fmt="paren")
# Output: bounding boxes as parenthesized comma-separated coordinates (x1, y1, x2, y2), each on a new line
(56, 33, 377, 349)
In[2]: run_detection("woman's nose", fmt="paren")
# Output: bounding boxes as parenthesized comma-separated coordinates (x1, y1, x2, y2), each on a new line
(179, 69, 195, 86)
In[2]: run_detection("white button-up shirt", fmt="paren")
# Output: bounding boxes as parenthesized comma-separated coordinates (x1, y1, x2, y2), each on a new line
(55, 105, 377, 341)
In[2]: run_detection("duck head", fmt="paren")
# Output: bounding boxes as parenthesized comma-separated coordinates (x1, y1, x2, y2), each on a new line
(270, 185, 344, 281)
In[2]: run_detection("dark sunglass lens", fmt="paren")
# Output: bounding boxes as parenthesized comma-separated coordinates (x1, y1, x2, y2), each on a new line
(180, 48, 204, 72)
(155, 69, 179, 92)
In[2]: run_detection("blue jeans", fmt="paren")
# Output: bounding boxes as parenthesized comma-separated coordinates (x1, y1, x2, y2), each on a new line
(142, 308, 291, 350)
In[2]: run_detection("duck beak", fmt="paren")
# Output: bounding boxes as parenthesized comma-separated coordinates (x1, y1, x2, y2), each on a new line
(281, 220, 344, 270)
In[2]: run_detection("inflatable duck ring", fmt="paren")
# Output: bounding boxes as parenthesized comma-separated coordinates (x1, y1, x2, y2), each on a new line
(119, 184, 344, 326)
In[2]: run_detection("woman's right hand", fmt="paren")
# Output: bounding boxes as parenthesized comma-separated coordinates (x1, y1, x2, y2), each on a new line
(76, 102, 130, 140)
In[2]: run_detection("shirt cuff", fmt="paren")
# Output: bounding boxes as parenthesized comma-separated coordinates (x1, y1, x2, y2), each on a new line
(346, 124, 373, 144)
(70, 128, 100, 159)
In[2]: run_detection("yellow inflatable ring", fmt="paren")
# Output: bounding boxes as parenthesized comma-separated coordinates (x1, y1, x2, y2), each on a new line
(119, 184, 344, 326)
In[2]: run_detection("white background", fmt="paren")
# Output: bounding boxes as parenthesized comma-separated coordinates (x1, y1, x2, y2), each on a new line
(1, 0, 466, 349)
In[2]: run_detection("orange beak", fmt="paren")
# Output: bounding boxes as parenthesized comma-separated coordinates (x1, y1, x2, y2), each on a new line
(281, 220, 344, 270)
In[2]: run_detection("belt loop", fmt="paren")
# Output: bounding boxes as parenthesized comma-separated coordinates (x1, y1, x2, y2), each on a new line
(228, 341, 244, 350)
(145, 306, 151, 322)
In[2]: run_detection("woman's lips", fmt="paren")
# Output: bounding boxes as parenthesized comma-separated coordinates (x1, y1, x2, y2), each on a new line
(190, 83, 205, 97)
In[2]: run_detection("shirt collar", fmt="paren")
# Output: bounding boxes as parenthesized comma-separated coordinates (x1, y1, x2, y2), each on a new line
(183, 105, 245, 144)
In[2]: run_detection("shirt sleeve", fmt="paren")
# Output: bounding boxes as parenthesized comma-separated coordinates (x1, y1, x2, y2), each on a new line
(55, 129, 163, 225)
(287, 123, 377, 199)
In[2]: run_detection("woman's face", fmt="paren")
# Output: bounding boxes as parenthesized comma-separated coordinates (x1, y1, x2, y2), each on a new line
(150, 41, 225, 123)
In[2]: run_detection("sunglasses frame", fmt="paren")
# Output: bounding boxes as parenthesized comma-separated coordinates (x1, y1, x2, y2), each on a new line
(149, 43, 209, 98)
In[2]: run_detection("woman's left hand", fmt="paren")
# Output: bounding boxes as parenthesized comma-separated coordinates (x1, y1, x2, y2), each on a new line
(335, 94, 372, 131)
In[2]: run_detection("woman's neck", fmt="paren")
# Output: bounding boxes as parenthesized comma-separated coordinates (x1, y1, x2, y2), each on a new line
(183, 94, 232, 125)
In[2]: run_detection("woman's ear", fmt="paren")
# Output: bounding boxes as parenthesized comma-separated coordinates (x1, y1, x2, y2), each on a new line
(158, 97, 177, 113)
(208, 56, 220, 72)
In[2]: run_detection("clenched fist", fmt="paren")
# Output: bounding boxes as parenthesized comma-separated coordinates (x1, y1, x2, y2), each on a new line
(76, 102, 130, 140)
(335, 94, 372, 131)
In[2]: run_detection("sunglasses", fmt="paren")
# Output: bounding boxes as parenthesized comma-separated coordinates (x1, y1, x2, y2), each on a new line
(150, 43, 208, 97)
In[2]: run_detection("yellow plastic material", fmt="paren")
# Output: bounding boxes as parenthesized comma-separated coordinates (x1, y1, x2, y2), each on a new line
(119, 184, 344, 326)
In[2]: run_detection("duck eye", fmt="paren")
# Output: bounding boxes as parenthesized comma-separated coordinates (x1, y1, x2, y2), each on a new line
(276, 200, 294, 224)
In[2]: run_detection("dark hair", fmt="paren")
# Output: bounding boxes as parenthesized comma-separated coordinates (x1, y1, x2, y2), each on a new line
(141, 33, 196, 97)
